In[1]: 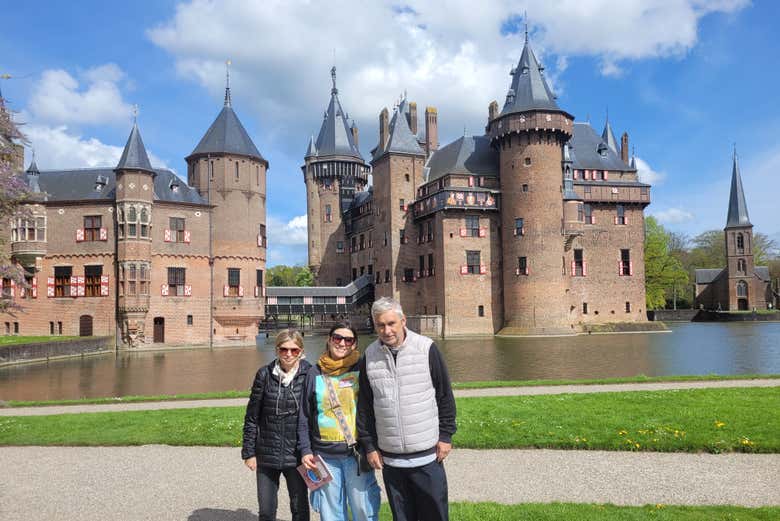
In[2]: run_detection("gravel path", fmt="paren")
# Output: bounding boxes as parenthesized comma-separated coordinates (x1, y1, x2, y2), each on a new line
(1, 446, 777, 520)
(2, 379, 777, 417)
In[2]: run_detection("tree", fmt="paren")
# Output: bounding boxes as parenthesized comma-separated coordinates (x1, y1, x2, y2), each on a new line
(267, 265, 313, 287)
(294, 266, 313, 287)
(0, 95, 31, 312)
(644, 216, 689, 310)
(689, 229, 777, 268)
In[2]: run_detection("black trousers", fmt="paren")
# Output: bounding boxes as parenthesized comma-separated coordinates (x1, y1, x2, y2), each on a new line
(256, 465, 310, 521)
(382, 460, 449, 521)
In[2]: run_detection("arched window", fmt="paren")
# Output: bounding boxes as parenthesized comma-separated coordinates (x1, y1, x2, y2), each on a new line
(736, 280, 748, 298)
(127, 206, 137, 237)
(736, 233, 745, 254)
(737, 258, 746, 273)
(140, 207, 149, 238)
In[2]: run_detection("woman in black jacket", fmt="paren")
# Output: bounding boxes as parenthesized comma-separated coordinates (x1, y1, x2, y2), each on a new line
(242, 329, 311, 521)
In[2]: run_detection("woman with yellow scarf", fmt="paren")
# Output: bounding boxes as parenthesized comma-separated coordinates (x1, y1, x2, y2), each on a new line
(298, 323, 381, 520)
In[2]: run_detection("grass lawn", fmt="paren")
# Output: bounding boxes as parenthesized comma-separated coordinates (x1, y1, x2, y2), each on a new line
(0, 335, 80, 347)
(6, 373, 778, 407)
(1, 387, 777, 452)
(381, 503, 780, 520)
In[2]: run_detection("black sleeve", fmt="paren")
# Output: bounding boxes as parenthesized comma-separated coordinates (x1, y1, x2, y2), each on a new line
(241, 367, 266, 460)
(429, 342, 457, 443)
(356, 354, 379, 453)
(296, 369, 315, 457)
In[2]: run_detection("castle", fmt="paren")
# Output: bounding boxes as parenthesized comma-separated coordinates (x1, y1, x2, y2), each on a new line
(304, 37, 651, 336)
(0, 83, 268, 346)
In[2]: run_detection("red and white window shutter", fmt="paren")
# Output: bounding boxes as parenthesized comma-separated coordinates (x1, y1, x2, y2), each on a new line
(31, 277, 38, 298)
(460, 265, 468, 275)
(459, 228, 467, 237)
(100, 275, 110, 296)
(184, 285, 192, 296)
(47, 277, 55, 297)
(99, 228, 108, 241)
(238, 286, 244, 297)
(75, 229, 85, 242)
(164, 229, 172, 242)
(479, 228, 487, 238)
(161, 284, 169, 296)
(183, 230, 191, 244)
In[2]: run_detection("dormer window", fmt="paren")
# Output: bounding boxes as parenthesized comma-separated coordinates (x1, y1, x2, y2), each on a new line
(169, 178, 180, 193)
(597, 143, 608, 157)
(94, 175, 108, 192)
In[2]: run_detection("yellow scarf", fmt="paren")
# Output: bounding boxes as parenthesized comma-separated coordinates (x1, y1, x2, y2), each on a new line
(318, 350, 360, 376)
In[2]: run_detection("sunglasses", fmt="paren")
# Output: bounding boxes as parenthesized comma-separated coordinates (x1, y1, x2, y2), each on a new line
(277, 347, 302, 356)
(330, 333, 356, 346)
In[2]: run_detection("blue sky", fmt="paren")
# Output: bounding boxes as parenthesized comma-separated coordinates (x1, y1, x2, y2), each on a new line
(2, 1, 778, 265)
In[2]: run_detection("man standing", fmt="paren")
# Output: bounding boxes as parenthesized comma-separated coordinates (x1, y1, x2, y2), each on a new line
(357, 297, 456, 521)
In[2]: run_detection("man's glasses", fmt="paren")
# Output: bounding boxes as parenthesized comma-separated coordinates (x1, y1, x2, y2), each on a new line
(277, 347, 301, 356)
(330, 334, 356, 347)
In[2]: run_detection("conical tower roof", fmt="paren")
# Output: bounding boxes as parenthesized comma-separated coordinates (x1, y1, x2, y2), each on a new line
(305, 135, 318, 158)
(116, 122, 154, 174)
(25, 152, 43, 194)
(726, 149, 751, 228)
(602, 116, 618, 154)
(383, 100, 424, 156)
(501, 36, 560, 116)
(312, 67, 362, 160)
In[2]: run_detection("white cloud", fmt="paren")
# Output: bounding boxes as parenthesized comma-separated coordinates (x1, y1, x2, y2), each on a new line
(24, 123, 168, 171)
(267, 214, 308, 246)
(147, 1, 748, 154)
(28, 63, 133, 126)
(634, 156, 666, 185)
(653, 207, 695, 225)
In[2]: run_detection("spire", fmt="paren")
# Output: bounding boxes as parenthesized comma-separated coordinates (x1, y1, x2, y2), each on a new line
(501, 34, 560, 115)
(305, 134, 318, 158)
(25, 150, 42, 194)
(26, 149, 40, 174)
(224, 59, 232, 107)
(630, 146, 637, 169)
(313, 67, 362, 160)
(601, 110, 618, 154)
(116, 121, 154, 174)
(726, 146, 751, 228)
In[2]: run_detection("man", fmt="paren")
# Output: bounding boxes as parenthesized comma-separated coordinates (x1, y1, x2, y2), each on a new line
(357, 297, 456, 521)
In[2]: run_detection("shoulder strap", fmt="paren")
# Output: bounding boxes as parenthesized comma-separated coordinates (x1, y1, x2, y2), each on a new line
(323, 375, 356, 447)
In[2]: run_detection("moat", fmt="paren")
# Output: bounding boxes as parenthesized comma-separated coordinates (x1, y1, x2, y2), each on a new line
(1, 322, 779, 402)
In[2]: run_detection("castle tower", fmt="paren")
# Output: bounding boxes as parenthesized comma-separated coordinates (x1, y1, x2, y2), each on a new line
(488, 35, 575, 333)
(115, 121, 155, 346)
(185, 65, 268, 340)
(724, 149, 760, 310)
(370, 96, 426, 302)
(303, 66, 369, 285)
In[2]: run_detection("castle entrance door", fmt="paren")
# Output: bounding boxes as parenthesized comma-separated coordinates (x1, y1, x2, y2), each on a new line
(738, 298, 748, 311)
(153, 317, 165, 343)
(79, 315, 93, 337)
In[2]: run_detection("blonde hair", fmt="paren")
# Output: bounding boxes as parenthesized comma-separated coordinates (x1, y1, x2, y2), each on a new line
(275, 329, 304, 350)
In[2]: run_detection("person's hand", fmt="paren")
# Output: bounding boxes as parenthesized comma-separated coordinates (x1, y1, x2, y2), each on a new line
(367, 450, 383, 470)
(244, 457, 257, 471)
(302, 454, 318, 471)
(436, 441, 452, 462)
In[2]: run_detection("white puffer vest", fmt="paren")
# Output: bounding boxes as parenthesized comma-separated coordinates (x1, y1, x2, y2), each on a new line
(364, 329, 438, 454)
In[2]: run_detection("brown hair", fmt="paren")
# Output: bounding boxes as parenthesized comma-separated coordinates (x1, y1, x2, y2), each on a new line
(275, 329, 304, 350)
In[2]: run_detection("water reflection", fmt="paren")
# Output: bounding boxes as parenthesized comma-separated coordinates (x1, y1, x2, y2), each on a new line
(1, 322, 779, 402)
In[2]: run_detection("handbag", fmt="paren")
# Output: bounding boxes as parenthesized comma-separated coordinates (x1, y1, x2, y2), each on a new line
(323, 375, 372, 474)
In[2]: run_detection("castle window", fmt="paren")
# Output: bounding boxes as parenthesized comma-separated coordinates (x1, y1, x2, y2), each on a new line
(368, 264, 373, 275)
(466, 250, 481, 274)
(209, 160, 214, 180)
(514, 218, 524, 236)
(737, 258, 746, 274)
(13, 217, 45, 242)
(336, 241, 344, 253)
(620, 249, 633, 276)
(127, 206, 137, 237)
(54, 266, 72, 297)
(83, 216, 102, 242)
(140, 264, 149, 295)
(403, 268, 414, 282)
(517, 256, 528, 276)
(616, 205, 626, 225)
(427, 221, 434, 242)
(478, 305, 484, 317)
(583, 302, 588, 314)
(168, 267, 186, 297)
(187, 315, 193, 326)
(353, 268, 358, 280)
(325, 205, 332, 223)
(465, 216, 480, 237)
(359, 234, 365, 250)
(736, 280, 748, 298)
(140, 208, 150, 238)
(1, 279, 11, 299)
(418, 223, 424, 242)
(256, 269, 264, 288)
(117, 208, 124, 238)
(736, 233, 745, 254)
(235, 162, 240, 181)
(584, 185, 591, 194)
(522, 184, 528, 192)
(573, 249, 585, 277)
(256, 165, 260, 186)
(625, 302, 631, 313)
(405, 174, 410, 182)
(384, 232, 388, 247)
(428, 253, 434, 276)
(375, 272, 381, 285)
(419, 255, 425, 275)
(84, 266, 102, 297)
(584, 204, 594, 224)
(50, 322, 55, 335)
(524, 157, 531, 166)
(259, 224, 266, 247)
(170, 217, 186, 242)
(128, 264, 137, 296)
(400, 229, 407, 244)
(641, 187, 648, 196)
(227, 268, 241, 296)
(385, 270, 391, 283)
(351, 236, 357, 252)
(399, 198, 406, 211)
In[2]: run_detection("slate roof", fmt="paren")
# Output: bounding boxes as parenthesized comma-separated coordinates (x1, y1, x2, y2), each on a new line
(116, 123, 154, 174)
(569, 123, 633, 172)
(695, 266, 770, 284)
(602, 119, 619, 154)
(311, 68, 363, 160)
(33, 167, 207, 205)
(426, 135, 499, 181)
(501, 38, 560, 116)
(189, 96, 264, 162)
(349, 189, 372, 210)
(726, 151, 752, 228)
(267, 274, 372, 297)
(373, 100, 425, 160)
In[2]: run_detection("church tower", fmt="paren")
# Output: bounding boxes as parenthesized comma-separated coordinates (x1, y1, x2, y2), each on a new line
(488, 34, 575, 333)
(303, 67, 369, 285)
(724, 149, 759, 310)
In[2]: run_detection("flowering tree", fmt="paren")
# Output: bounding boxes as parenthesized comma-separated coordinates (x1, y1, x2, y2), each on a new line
(0, 95, 31, 312)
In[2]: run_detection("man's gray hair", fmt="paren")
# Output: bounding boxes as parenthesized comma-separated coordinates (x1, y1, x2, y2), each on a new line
(371, 297, 405, 319)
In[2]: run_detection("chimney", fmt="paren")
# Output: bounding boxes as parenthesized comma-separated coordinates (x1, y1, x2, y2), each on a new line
(621, 132, 629, 164)
(425, 107, 438, 157)
(379, 108, 389, 150)
(488, 101, 498, 122)
(351, 123, 359, 149)
(408, 102, 418, 136)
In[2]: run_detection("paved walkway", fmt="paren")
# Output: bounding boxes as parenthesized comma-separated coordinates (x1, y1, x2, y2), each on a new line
(1, 446, 777, 520)
(1, 378, 777, 416)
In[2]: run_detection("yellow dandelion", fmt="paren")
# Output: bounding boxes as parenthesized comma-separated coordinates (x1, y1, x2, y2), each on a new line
(635, 442, 641, 448)
(618, 430, 628, 436)
(714, 421, 726, 428)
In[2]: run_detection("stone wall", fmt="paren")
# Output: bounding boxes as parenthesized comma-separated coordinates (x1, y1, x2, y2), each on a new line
(0, 336, 113, 366)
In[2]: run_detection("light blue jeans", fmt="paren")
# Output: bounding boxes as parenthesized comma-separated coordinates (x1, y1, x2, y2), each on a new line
(310, 454, 381, 521)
